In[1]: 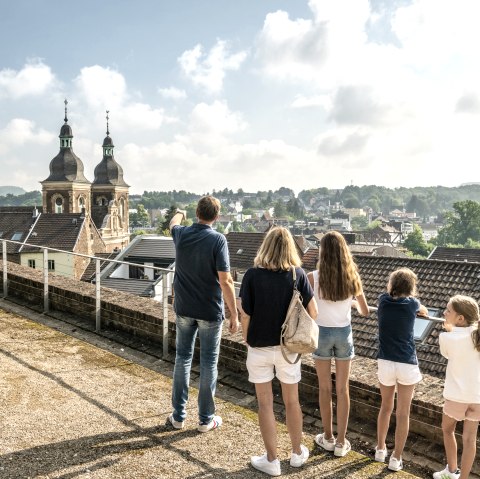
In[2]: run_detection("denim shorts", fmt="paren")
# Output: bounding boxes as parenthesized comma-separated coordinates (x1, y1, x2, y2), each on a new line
(312, 324, 354, 360)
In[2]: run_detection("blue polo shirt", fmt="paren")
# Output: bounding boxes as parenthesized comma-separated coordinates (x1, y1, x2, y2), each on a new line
(172, 223, 230, 322)
(377, 292, 421, 365)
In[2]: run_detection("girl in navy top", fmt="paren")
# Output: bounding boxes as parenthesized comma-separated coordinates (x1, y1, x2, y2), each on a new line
(375, 267, 428, 472)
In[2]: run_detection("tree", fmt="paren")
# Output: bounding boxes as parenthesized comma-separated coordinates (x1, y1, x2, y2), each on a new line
(344, 196, 361, 208)
(245, 224, 257, 233)
(160, 205, 178, 235)
(404, 224, 432, 257)
(406, 194, 429, 217)
(232, 220, 243, 232)
(437, 200, 480, 246)
(274, 200, 287, 218)
(129, 203, 150, 228)
(351, 216, 369, 230)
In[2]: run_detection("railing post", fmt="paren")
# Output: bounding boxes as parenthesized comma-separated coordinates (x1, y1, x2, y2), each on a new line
(43, 248, 49, 313)
(2, 240, 7, 298)
(162, 271, 169, 358)
(95, 258, 101, 331)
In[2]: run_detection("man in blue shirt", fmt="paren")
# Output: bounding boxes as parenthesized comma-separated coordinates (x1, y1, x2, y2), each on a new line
(168, 196, 239, 432)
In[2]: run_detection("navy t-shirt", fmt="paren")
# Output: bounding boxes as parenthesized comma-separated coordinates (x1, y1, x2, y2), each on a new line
(172, 223, 230, 322)
(377, 292, 421, 365)
(240, 267, 314, 347)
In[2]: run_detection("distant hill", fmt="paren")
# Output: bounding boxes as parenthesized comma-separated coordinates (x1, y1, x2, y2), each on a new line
(0, 186, 26, 196)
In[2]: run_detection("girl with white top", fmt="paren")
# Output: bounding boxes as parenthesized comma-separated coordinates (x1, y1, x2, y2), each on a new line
(434, 295, 480, 479)
(307, 231, 369, 458)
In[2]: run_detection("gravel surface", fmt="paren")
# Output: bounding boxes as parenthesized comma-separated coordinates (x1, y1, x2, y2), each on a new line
(0, 304, 438, 478)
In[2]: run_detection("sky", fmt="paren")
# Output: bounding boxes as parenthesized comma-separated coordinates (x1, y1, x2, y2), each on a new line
(1, 0, 480, 196)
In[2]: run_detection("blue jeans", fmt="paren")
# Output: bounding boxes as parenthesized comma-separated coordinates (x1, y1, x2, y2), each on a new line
(172, 315, 223, 424)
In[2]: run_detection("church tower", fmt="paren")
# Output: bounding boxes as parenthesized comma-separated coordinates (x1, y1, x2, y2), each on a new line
(41, 100, 91, 214)
(90, 111, 130, 251)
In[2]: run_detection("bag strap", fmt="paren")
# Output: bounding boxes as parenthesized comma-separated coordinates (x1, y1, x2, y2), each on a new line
(291, 266, 299, 291)
(280, 333, 301, 364)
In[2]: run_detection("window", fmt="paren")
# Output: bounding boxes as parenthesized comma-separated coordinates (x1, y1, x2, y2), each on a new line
(48, 260, 55, 271)
(414, 307, 440, 342)
(11, 232, 22, 241)
(78, 196, 85, 209)
(55, 197, 63, 213)
(0, 231, 3, 238)
(28, 259, 36, 269)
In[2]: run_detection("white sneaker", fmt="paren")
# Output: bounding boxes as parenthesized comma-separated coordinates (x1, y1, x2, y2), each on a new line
(251, 453, 281, 476)
(388, 455, 403, 472)
(334, 439, 351, 457)
(197, 415, 222, 433)
(290, 444, 309, 467)
(315, 433, 336, 452)
(167, 413, 184, 429)
(374, 446, 388, 462)
(432, 465, 461, 479)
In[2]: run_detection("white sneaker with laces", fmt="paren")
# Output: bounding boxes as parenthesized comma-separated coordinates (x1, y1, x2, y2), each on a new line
(334, 439, 351, 457)
(388, 455, 403, 472)
(374, 446, 388, 462)
(251, 454, 281, 476)
(197, 415, 222, 433)
(290, 444, 309, 467)
(315, 433, 336, 452)
(167, 413, 184, 430)
(432, 465, 461, 479)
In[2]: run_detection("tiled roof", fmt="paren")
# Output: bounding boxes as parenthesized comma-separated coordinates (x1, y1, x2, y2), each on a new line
(81, 252, 118, 282)
(352, 255, 480, 377)
(0, 208, 39, 253)
(428, 246, 480, 263)
(225, 232, 266, 269)
(101, 277, 154, 297)
(301, 247, 318, 272)
(371, 245, 408, 258)
(125, 235, 176, 261)
(20, 214, 85, 252)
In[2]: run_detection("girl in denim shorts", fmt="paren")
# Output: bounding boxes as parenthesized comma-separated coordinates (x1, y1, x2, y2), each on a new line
(375, 268, 428, 472)
(307, 231, 369, 458)
(434, 295, 480, 479)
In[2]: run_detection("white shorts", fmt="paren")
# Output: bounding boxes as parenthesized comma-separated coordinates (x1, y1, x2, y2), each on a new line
(246, 346, 301, 384)
(377, 359, 422, 386)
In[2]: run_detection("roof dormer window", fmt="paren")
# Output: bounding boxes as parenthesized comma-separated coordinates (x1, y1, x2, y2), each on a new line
(414, 307, 440, 342)
(11, 232, 22, 241)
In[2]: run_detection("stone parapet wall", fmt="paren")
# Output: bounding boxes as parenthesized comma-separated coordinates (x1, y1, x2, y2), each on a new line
(0, 261, 447, 445)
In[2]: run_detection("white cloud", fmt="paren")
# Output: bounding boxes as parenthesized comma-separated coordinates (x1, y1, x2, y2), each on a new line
(158, 86, 187, 100)
(291, 94, 332, 109)
(0, 119, 54, 154)
(74, 65, 173, 131)
(189, 100, 247, 136)
(0, 60, 56, 99)
(178, 40, 247, 93)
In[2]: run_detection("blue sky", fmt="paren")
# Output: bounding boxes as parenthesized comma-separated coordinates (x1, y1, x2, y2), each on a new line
(1, 0, 479, 195)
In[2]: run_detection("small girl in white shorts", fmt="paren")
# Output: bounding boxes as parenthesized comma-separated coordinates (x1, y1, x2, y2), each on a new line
(434, 295, 480, 479)
(375, 268, 428, 472)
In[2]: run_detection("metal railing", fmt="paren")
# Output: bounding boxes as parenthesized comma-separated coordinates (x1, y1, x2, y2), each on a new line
(368, 306, 445, 322)
(1, 238, 174, 358)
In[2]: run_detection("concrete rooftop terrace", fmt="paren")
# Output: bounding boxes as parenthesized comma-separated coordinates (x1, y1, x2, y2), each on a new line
(0, 301, 460, 479)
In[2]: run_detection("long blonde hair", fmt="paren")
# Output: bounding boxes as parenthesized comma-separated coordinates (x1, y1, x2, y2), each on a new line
(449, 295, 480, 352)
(254, 227, 301, 271)
(318, 231, 363, 301)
